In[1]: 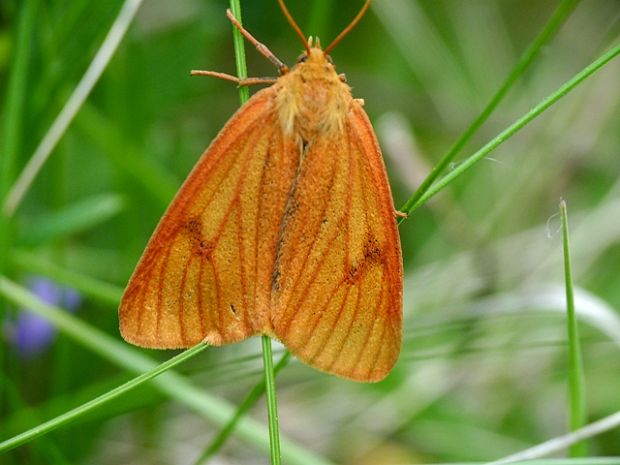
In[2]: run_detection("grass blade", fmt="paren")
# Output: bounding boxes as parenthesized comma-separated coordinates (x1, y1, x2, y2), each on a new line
(0, 278, 332, 464)
(488, 409, 620, 463)
(262, 335, 282, 465)
(2, 0, 144, 217)
(229, 0, 250, 105)
(193, 352, 291, 465)
(398, 0, 580, 222)
(403, 41, 620, 216)
(0, 344, 209, 452)
(219, 4, 281, 465)
(560, 200, 587, 456)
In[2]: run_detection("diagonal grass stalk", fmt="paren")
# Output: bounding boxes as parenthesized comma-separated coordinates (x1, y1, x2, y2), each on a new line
(401, 41, 620, 216)
(2, 0, 144, 217)
(488, 409, 620, 463)
(398, 0, 580, 223)
(0, 343, 209, 452)
(560, 200, 588, 456)
(0, 277, 334, 465)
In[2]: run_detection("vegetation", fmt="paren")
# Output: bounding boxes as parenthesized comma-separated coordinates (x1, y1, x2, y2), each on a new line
(1, 0, 619, 464)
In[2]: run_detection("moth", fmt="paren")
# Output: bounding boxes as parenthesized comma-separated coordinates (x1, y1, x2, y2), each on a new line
(119, 0, 403, 382)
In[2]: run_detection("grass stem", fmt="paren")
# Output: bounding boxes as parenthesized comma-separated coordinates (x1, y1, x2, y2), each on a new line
(262, 336, 283, 465)
(398, 0, 580, 223)
(193, 352, 291, 465)
(229, 0, 251, 105)
(403, 41, 620, 216)
(560, 200, 587, 456)
(2, 0, 143, 217)
(227, 4, 284, 464)
(0, 343, 209, 452)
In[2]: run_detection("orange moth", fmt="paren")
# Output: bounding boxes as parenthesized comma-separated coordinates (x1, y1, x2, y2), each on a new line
(119, 0, 403, 382)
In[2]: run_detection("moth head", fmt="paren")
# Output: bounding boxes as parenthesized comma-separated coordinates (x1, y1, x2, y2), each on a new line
(295, 41, 336, 71)
(296, 38, 335, 67)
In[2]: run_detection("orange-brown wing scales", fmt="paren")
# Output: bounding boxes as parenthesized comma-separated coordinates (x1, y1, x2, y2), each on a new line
(244, 128, 300, 328)
(120, 88, 300, 348)
(271, 103, 403, 381)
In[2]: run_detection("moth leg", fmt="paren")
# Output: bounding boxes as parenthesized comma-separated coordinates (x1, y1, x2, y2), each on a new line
(394, 210, 408, 219)
(226, 9, 289, 75)
(191, 70, 277, 86)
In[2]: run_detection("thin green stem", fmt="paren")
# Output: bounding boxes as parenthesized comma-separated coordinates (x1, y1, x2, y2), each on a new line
(404, 41, 620, 216)
(229, 0, 250, 105)
(491, 456, 620, 465)
(398, 0, 579, 223)
(0, 277, 334, 465)
(490, 410, 620, 463)
(560, 200, 587, 457)
(2, 0, 144, 217)
(0, 344, 209, 453)
(227, 4, 283, 465)
(194, 351, 291, 465)
(262, 336, 282, 465)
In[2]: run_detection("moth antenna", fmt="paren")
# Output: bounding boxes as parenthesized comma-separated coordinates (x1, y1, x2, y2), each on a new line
(324, 0, 371, 55)
(278, 0, 311, 54)
(226, 9, 288, 74)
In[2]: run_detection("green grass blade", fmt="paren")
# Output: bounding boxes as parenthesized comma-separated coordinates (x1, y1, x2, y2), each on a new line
(0, 372, 72, 464)
(262, 335, 282, 465)
(225, 5, 283, 465)
(489, 409, 620, 463)
(404, 41, 620, 216)
(464, 460, 620, 465)
(230, 4, 284, 464)
(229, 0, 250, 105)
(0, 343, 208, 453)
(193, 351, 291, 465)
(2, 0, 144, 217)
(560, 200, 587, 456)
(398, 0, 580, 222)
(0, 278, 334, 465)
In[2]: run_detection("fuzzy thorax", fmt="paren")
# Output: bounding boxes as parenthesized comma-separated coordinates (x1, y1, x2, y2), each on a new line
(275, 46, 352, 142)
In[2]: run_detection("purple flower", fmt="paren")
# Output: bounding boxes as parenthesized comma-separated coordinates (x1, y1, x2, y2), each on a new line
(12, 311, 57, 358)
(6, 277, 82, 358)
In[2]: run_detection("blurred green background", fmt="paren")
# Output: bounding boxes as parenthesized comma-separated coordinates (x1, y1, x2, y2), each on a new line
(1, 0, 620, 464)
